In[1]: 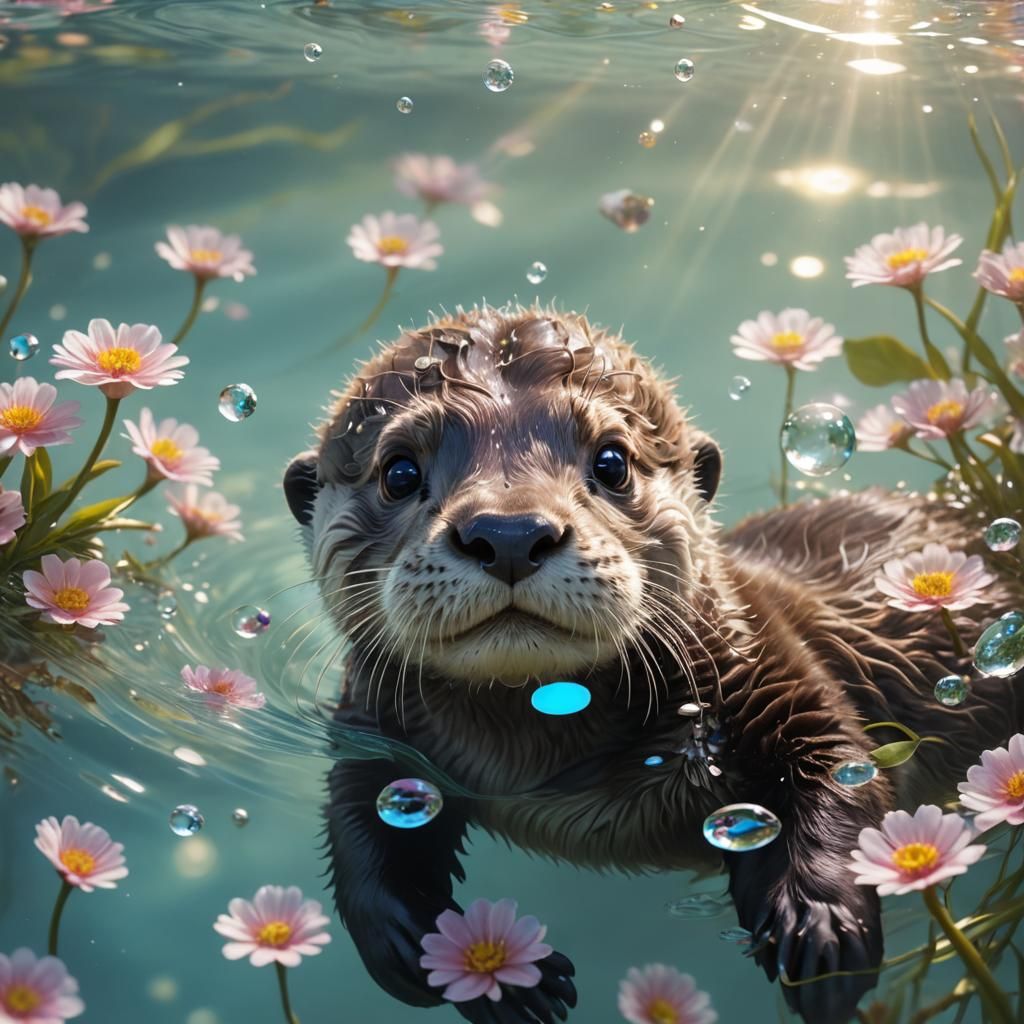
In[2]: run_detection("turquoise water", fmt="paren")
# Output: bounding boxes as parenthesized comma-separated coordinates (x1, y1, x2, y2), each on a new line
(1, 1, 1023, 1021)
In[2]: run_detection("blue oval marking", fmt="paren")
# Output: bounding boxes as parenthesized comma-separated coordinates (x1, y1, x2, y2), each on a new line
(530, 681, 591, 716)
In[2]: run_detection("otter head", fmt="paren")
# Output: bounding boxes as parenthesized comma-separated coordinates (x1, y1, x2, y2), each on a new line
(284, 305, 722, 689)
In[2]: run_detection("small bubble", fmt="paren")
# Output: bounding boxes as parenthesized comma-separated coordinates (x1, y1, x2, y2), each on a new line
(934, 674, 970, 706)
(702, 803, 781, 852)
(169, 804, 204, 837)
(157, 590, 177, 619)
(484, 58, 514, 92)
(638, 130, 657, 149)
(669, 13, 685, 27)
(376, 778, 443, 829)
(0, 275, 7, 294)
(92, 252, 111, 271)
(232, 605, 271, 638)
(8, 334, 38, 361)
(674, 58, 695, 82)
(728, 375, 751, 401)
(831, 761, 878, 787)
(49, 304, 67, 321)
(985, 517, 1021, 552)
(218, 383, 257, 422)
(231, 808, 250, 827)
(644, 755, 665, 767)
(526, 261, 548, 285)
(531, 681, 591, 715)
(781, 403, 856, 477)
(974, 611, 1024, 678)
(396, 95, 414, 114)
(303, 42, 322, 62)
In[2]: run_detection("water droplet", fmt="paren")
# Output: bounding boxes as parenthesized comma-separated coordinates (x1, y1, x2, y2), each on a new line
(231, 808, 249, 827)
(644, 755, 665, 767)
(218, 383, 257, 421)
(598, 190, 654, 232)
(720, 927, 753, 944)
(376, 778, 443, 829)
(484, 58, 514, 92)
(526, 261, 547, 285)
(531, 681, 591, 715)
(934, 674, 970, 706)
(974, 611, 1024, 678)
(638, 130, 657, 149)
(303, 42, 322, 62)
(157, 590, 177, 620)
(985, 517, 1021, 552)
(169, 804, 204, 837)
(677, 702, 703, 716)
(669, 13, 685, 28)
(0, 275, 7, 294)
(728, 375, 751, 401)
(232, 605, 271, 638)
(831, 760, 878, 787)
(674, 58, 695, 82)
(8, 334, 38, 361)
(780, 403, 856, 477)
(396, 95, 414, 114)
(665, 893, 732, 918)
(702, 803, 782, 851)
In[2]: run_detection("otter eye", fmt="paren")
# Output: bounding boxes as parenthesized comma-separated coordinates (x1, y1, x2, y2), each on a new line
(592, 445, 630, 491)
(382, 456, 422, 500)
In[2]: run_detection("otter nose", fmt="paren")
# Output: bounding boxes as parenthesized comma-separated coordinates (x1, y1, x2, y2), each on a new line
(450, 514, 566, 585)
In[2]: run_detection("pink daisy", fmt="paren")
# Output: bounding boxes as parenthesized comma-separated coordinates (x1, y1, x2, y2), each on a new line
(891, 378, 998, 440)
(0, 486, 26, 545)
(22, 555, 129, 628)
(214, 885, 331, 967)
(155, 225, 256, 281)
(1006, 331, 1024, 380)
(958, 734, 1024, 832)
(181, 665, 265, 710)
(166, 485, 244, 542)
(0, 378, 82, 458)
(848, 804, 986, 896)
(618, 965, 718, 1024)
(51, 319, 188, 399)
(0, 949, 84, 1024)
(479, 12, 513, 48)
(123, 408, 219, 485)
(347, 212, 443, 271)
(729, 308, 843, 371)
(874, 542, 995, 613)
(845, 223, 963, 289)
(856, 403, 912, 452)
(0, 183, 88, 239)
(419, 898, 552, 1003)
(974, 241, 1024, 303)
(393, 154, 491, 207)
(34, 815, 128, 891)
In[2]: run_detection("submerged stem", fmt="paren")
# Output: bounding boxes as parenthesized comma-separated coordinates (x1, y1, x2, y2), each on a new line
(275, 963, 300, 1024)
(53, 396, 121, 523)
(780, 365, 795, 508)
(939, 607, 967, 659)
(0, 238, 37, 352)
(169, 276, 207, 348)
(48, 880, 73, 956)
(911, 287, 952, 380)
(339, 266, 399, 348)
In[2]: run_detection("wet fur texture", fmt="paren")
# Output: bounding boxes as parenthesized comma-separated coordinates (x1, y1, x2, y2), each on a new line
(285, 304, 1024, 1024)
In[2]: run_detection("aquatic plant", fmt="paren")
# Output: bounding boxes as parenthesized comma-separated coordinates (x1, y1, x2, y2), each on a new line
(617, 964, 717, 1024)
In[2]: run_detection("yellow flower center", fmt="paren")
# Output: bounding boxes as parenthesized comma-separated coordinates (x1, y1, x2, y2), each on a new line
(891, 842, 939, 874)
(886, 247, 929, 270)
(647, 999, 679, 1024)
(464, 940, 507, 973)
(189, 248, 222, 264)
(911, 571, 954, 599)
(4, 985, 42, 1013)
(258, 921, 293, 947)
(53, 586, 91, 612)
(377, 235, 409, 256)
(21, 205, 53, 227)
(1006, 770, 1024, 800)
(0, 405, 44, 433)
(210, 679, 234, 695)
(1009, 267, 1024, 284)
(770, 330, 804, 350)
(60, 847, 96, 875)
(97, 346, 142, 375)
(150, 438, 183, 464)
(926, 399, 964, 425)
(498, 3, 528, 23)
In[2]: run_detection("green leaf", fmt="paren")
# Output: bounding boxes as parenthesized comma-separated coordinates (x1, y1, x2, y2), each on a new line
(57, 494, 133, 535)
(870, 739, 921, 768)
(54, 458, 121, 494)
(864, 720, 921, 741)
(844, 336, 934, 387)
(33, 448, 52, 498)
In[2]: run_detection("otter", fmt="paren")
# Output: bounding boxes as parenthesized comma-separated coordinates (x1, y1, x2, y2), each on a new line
(283, 305, 1023, 1024)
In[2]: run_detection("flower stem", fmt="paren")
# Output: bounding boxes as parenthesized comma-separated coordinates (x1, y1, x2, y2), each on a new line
(169, 276, 207, 348)
(0, 238, 37, 351)
(48, 879, 73, 956)
(143, 536, 193, 571)
(910, 287, 952, 380)
(779, 364, 795, 508)
(275, 963, 300, 1024)
(939, 607, 967, 659)
(921, 886, 1012, 1024)
(339, 266, 399, 348)
(51, 396, 121, 523)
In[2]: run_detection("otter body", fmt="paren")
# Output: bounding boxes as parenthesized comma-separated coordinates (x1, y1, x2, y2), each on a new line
(284, 306, 1023, 1024)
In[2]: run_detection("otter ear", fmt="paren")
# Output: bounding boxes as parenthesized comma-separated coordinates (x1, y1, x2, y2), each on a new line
(690, 435, 722, 504)
(284, 452, 320, 526)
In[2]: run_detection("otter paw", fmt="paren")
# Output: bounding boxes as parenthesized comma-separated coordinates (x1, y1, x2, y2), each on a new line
(452, 952, 577, 1024)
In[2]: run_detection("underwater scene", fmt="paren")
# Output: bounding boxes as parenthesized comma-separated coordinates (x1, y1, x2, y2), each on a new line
(2, 1, 1024, 1022)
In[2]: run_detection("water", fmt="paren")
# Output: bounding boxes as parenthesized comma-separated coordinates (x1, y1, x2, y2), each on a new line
(1, 2, 1022, 1022)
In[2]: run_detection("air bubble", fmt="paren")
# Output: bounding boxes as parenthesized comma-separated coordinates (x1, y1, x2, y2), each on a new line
(303, 42, 322, 62)
(232, 605, 271, 638)
(169, 804, 204, 837)
(638, 130, 657, 149)
(985, 518, 1021, 552)
(780, 403, 856, 477)
(218, 383, 257, 422)
(934, 674, 969, 706)
(8, 334, 38, 361)
(376, 778, 443, 829)
(157, 590, 177, 620)
(396, 96, 414, 114)
(526, 261, 547, 285)
(831, 761, 878, 787)
(702, 803, 781, 851)
(484, 59, 514, 92)
(973, 611, 1024, 678)
(728, 376, 751, 401)
(232, 808, 249, 827)
(674, 58, 695, 82)
(598, 190, 654, 232)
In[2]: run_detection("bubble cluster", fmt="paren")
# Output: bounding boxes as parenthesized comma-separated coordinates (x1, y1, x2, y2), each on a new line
(232, 605, 271, 638)
(974, 611, 1024, 678)
(303, 42, 322, 62)
(169, 804, 204, 837)
(934, 674, 969, 706)
(530, 681, 591, 716)
(985, 517, 1021, 553)
(376, 778, 443, 829)
(702, 803, 781, 852)
(218, 383, 257, 422)
(831, 761, 878, 787)
(728, 376, 751, 401)
(484, 59, 514, 92)
(8, 334, 38, 361)
(780, 403, 856, 477)
(674, 58, 695, 82)
(396, 96, 414, 114)
(526, 261, 548, 285)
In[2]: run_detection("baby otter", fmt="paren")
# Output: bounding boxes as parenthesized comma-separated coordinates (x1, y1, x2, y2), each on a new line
(283, 304, 1023, 1024)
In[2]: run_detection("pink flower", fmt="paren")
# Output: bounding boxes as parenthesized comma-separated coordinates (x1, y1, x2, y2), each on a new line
(479, 13, 512, 48)
(22, 555, 129, 628)
(729, 308, 843, 371)
(0, 486, 26, 545)
(0, 378, 82, 458)
(856, 403, 913, 452)
(0, 949, 84, 1024)
(845, 223, 963, 288)
(874, 542, 995, 612)
(891, 378, 998, 439)
(347, 212, 443, 271)
(155, 225, 255, 280)
(123, 408, 219, 485)
(214, 885, 331, 967)
(181, 665, 265, 709)
(974, 241, 1024, 303)
(166, 484, 244, 542)
(0, 183, 88, 239)
(958, 734, 1024, 832)
(618, 965, 718, 1024)
(393, 154, 491, 207)
(51, 319, 188, 399)
(419, 898, 551, 1003)
(1007, 331, 1024, 380)
(848, 804, 986, 895)
(34, 815, 127, 891)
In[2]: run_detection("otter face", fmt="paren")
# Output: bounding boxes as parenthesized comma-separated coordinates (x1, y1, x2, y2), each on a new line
(285, 307, 721, 689)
